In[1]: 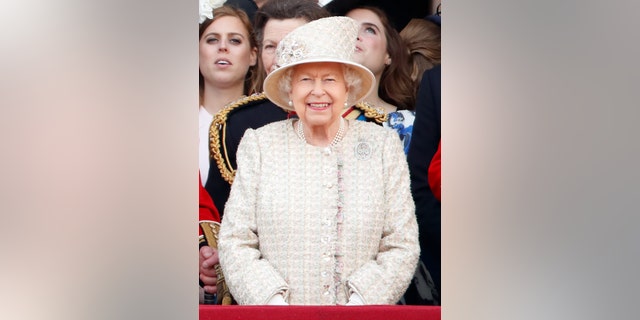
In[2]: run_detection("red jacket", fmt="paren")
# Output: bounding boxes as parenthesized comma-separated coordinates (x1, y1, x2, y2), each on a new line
(428, 141, 441, 201)
(199, 175, 220, 236)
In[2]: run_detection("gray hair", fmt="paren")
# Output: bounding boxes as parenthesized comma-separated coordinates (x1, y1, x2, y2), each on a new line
(278, 64, 363, 106)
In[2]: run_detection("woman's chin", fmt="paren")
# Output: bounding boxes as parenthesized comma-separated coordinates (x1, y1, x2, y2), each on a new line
(302, 114, 338, 127)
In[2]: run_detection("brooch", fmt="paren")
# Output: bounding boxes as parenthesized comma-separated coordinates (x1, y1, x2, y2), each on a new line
(354, 141, 372, 160)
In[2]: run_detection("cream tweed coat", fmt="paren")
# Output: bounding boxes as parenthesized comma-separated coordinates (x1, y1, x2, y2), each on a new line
(219, 119, 419, 305)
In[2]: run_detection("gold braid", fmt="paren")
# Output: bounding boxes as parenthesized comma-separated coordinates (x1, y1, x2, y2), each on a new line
(199, 221, 234, 305)
(209, 93, 269, 185)
(354, 101, 388, 124)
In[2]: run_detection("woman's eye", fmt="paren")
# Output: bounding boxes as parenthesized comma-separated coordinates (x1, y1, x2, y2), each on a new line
(324, 78, 336, 82)
(206, 37, 218, 43)
(263, 44, 275, 52)
(230, 38, 242, 44)
(365, 27, 376, 34)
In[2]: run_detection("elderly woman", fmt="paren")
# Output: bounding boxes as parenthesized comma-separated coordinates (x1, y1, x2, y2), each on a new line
(218, 16, 419, 305)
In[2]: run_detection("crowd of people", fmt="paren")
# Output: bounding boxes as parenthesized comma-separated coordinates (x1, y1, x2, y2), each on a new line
(198, 0, 441, 306)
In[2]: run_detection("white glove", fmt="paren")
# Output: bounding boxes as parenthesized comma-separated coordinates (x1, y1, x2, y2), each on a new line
(267, 294, 289, 305)
(345, 292, 364, 306)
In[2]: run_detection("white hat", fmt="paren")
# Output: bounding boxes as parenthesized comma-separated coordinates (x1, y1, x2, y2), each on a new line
(263, 16, 376, 111)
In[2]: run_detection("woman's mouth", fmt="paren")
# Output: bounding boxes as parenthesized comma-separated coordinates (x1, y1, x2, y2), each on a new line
(307, 103, 331, 111)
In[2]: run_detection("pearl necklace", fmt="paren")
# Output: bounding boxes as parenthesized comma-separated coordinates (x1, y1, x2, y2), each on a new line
(297, 118, 345, 147)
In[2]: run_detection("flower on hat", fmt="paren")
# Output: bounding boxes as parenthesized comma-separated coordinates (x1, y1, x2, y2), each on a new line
(199, 0, 227, 24)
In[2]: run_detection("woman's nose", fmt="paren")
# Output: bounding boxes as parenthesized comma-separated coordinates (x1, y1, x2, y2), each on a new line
(218, 41, 228, 52)
(311, 80, 325, 95)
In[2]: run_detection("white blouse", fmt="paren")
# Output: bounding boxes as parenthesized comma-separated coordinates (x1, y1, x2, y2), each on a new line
(199, 106, 213, 184)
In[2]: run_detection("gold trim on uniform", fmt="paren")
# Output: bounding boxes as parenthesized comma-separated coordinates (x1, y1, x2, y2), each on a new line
(199, 220, 234, 305)
(209, 93, 269, 185)
(353, 102, 388, 124)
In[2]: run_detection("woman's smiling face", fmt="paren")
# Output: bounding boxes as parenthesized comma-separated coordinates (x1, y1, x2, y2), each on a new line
(289, 62, 348, 128)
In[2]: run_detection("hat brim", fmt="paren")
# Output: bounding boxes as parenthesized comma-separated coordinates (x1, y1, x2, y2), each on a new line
(263, 59, 376, 112)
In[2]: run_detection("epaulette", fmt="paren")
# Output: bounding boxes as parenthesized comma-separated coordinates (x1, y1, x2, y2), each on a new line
(351, 102, 388, 124)
(209, 93, 269, 185)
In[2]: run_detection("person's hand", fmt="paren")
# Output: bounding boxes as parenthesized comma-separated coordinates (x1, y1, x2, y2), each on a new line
(199, 246, 219, 294)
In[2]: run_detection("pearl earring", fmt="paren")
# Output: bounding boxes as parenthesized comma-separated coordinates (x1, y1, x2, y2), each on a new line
(288, 100, 293, 107)
(344, 101, 349, 108)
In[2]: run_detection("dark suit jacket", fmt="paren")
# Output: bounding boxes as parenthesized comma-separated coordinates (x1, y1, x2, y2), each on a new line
(407, 64, 441, 293)
(204, 98, 289, 217)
